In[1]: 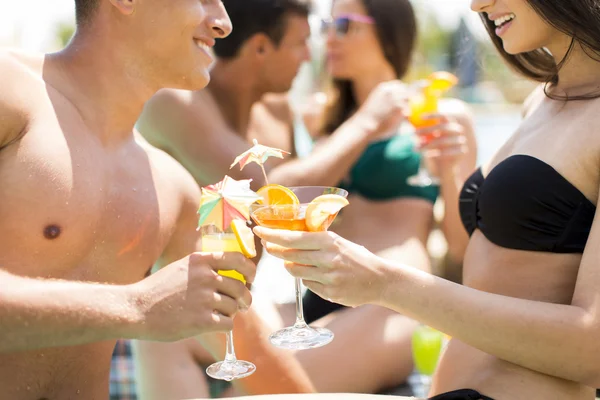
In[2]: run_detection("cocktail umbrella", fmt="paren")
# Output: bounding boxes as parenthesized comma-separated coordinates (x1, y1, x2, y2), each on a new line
(198, 175, 262, 231)
(230, 139, 290, 184)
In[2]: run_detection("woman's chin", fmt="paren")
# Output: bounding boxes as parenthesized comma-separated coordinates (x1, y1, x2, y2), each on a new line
(501, 40, 541, 56)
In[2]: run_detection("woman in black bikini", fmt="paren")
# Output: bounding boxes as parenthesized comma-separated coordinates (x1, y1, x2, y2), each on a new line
(255, 0, 600, 399)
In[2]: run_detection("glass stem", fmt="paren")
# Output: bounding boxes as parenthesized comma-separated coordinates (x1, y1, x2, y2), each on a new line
(418, 154, 429, 177)
(419, 374, 432, 398)
(223, 330, 237, 364)
(293, 278, 307, 328)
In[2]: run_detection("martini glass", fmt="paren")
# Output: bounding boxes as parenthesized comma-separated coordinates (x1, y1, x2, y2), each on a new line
(250, 186, 348, 350)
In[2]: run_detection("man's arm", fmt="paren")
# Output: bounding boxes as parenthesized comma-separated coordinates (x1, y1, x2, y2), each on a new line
(0, 270, 141, 352)
(137, 89, 266, 188)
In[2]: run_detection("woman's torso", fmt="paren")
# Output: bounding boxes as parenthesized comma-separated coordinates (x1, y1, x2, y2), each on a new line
(334, 132, 438, 267)
(296, 112, 440, 265)
(433, 91, 600, 399)
(333, 194, 434, 269)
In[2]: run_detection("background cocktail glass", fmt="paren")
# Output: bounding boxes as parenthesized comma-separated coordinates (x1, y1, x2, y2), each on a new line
(411, 324, 445, 397)
(407, 80, 441, 187)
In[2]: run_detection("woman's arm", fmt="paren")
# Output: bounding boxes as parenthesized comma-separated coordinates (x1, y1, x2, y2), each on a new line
(268, 81, 408, 187)
(377, 259, 598, 387)
(420, 99, 478, 265)
(254, 220, 600, 388)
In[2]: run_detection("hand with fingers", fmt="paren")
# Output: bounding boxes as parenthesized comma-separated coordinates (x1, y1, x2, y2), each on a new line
(131, 252, 256, 341)
(416, 113, 469, 174)
(253, 226, 388, 308)
(354, 80, 411, 138)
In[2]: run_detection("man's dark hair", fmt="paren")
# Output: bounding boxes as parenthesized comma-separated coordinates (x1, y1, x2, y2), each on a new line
(74, 0, 99, 25)
(215, 0, 311, 59)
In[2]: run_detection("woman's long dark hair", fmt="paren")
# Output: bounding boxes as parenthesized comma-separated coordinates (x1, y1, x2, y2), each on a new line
(323, 0, 417, 134)
(481, 1, 600, 100)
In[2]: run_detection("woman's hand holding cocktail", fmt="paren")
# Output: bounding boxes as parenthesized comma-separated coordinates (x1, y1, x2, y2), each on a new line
(416, 112, 470, 176)
(354, 80, 411, 139)
(253, 227, 391, 308)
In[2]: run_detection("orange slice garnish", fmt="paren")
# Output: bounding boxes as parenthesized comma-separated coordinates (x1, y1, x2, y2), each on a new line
(304, 194, 349, 232)
(256, 184, 299, 206)
(231, 219, 257, 259)
(217, 219, 256, 284)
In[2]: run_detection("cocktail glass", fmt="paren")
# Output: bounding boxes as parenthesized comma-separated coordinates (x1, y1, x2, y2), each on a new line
(200, 224, 256, 381)
(411, 324, 444, 397)
(407, 80, 441, 187)
(250, 186, 348, 350)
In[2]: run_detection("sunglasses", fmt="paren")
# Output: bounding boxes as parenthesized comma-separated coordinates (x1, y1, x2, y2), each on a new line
(320, 13, 375, 37)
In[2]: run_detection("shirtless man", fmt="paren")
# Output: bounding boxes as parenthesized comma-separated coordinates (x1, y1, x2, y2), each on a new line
(0, 1, 261, 399)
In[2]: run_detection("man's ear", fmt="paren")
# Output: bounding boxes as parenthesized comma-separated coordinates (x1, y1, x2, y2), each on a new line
(247, 33, 276, 57)
(108, 0, 136, 16)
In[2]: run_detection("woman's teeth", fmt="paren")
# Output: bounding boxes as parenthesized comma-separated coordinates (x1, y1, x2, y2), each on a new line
(494, 14, 515, 27)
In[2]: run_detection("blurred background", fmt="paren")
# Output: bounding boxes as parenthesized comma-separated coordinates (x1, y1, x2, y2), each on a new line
(0, 0, 530, 164)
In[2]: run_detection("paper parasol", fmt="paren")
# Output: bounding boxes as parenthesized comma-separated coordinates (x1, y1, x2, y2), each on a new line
(198, 175, 261, 231)
(230, 139, 290, 183)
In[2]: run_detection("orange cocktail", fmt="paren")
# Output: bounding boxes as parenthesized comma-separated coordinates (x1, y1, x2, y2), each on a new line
(250, 205, 339, 232)
(228, 142, 349, 350)
(407, 71, 458, 187)
(250, 185, 348, 350)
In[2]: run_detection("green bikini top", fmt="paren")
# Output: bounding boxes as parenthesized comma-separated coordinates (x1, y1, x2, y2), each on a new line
(293, 119, 439, 203)
(340, 134, 439, 203)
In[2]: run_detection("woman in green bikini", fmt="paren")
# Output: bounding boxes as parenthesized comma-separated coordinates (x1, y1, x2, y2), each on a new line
(268, 0, 478, 394)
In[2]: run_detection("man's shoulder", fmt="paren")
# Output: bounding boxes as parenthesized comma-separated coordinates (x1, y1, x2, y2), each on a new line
(0, 49, 44, 149)
(138, 87, 224, 148)
(0, 48, 45, 86)
(0, 48, 41, 68)
(254, 93, 293, 123)
(138, 135, 194, 181)
(144, 88, 215, 118)
(138, 135, 200, 199)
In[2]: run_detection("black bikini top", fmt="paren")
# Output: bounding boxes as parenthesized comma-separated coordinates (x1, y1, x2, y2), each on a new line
(459, 155, 596, 253)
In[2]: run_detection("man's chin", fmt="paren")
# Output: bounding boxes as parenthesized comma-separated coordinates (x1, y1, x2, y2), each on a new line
(167, 71, 210, 91)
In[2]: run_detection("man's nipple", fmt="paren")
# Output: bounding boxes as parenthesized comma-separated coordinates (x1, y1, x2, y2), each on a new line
(43, 225, 62, 240)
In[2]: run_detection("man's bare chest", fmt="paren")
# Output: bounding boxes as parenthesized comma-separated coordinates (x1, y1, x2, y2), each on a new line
(0, 118, 179, 283)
